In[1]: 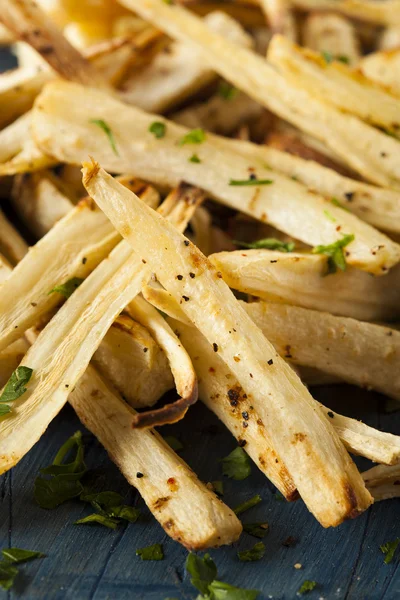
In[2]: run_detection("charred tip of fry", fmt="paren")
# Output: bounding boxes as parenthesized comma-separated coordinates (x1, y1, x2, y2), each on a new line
(132, 381, 199, 428)
(81, 158, 100, 187)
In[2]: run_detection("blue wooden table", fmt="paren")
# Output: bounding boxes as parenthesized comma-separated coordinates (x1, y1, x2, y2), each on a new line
(0, 49, 400, 600)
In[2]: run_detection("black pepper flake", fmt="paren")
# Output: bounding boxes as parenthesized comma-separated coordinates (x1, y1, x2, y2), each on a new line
(176, 274, 183, 280)
(136, 472, 144, 478)
(227, 388, 240, 405)
(189, 272, 195, 278)
(142, 259, 147, 264)
(344, 192, 354, 202)
(242, 411, 249, 420)
(213, 343, 219, 352)
(268, 359, 274, 365)
(242, 422, 248, 428)
(182, 295, 190, 302)
(284, 345, 292, 359)
(184, 240, 190, 246)
(327, 411, 334, 418)
(82, 257, 87, 265)
(381, 152, 387, 158)
(65, 384, 69, 388)
(238, 439, 247, 447)
(249, 373, 253, 378)
(143, 347, 148, 353)
(31, 302, 37, 307)
(270, 260, 278, 263)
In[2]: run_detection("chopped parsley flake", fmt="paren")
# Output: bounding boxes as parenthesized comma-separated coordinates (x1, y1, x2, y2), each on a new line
(229, 178, 273, 186)
(218, 81, 239, 100)
(149, 121, 166, 139)
(298, 580, 317, 594)
(0, 366, 33, 416)
(331, 197, 350, 212)
(243, 522, 269, 538)
(136, 543, 164, 561)
(381, 538, 400, 564)
(312, 233, 355, 274)
(238, 541, 265, 562)
(189, 153, 201, 163)
(234, 238, 295, 252)
(221, 447, 251, 480)
(0, 548, 45, 591)
(48, 277, 84, 299)
(234, 494, 262, 516)
(323, 209, 336, 222)
(179, 128, 206, 145)
(89, 119, 119, 155)
(322, 51, 349, 65)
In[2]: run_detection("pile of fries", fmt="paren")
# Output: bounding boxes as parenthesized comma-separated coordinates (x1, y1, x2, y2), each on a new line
(1, 0, 400, 551)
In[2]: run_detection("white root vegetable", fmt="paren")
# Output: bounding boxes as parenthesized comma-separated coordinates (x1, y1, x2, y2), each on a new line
(223, 136, 400, 235)
(172, 317, 400, 467)
(302, 13, 361, 66)
(209, 250, 400, 322)
(120, 10, 253, 113)
(245, 301, 400, 402)
(92, 314, 174, 408)
(290, 0, 400, 25)
(82, 161, 372, 528)
(31, 81, 400, 274)
(363, 463, 400, 501)
(69, 365, 242, 548)
(268, 35, 400, 134)
(119, 0, 400, 188)
(260, 0, 297, 41)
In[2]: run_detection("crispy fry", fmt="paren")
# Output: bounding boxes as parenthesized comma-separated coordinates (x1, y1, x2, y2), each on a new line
(0, 209, 29, 266)
(302, 12, 361, 65)
(290, 0, 400, 25)
(31, 81, 400, 274)
(260, 0, 297, 40)
(360, 49, 400, 99)
(363, 462, 400, 500)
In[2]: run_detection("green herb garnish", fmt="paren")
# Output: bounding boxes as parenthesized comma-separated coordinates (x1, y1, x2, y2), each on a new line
(234, 494, 262, 516)
(323, 209, 336, 222)
(0, 548, 45, 590)
(238, 542, 265, 562)
(0, 366, 33, 417)
(34, 431, 86, 509)
(208, 580, 259, 599)
(164, 435, 183, 451)
(179, 128, 206, 145)
(321, 51, 349, 65)
(243, 522, 269, 538)
(75, 514, 120, 529)
(331, 197, 350, 212)
(48, 277, 84, 299)
(218, 81, 239, 101)
(221, 447, 251, 481)
(381, 538, 400, 564)
(298, 580, 317, 594)
(186, 553, 218, 595)
(234, 238, 295, 252)
(189, 153, 201, 163)
(229, 178, 273, 186)
(312, 233, 355, 274)
(136, 543, 164, 561)
(149, 121, 166, 139)
(89, 119, 119, 155)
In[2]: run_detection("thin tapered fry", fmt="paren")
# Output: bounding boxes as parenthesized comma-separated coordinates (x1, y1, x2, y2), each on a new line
(0, 0, 110, 89)
(127, 296, 198, 427)
(223, 136, 400, 235)
(362, 463, 400, 500)
(209, 250, 400, 322)
(268, 35, 400, 134)
(82, 161, 372, 528)
(172, 316, 400, 466)
(92, 314, 174, 408)
(120, 10, 253, 113)
(302, 13, 361, 66)
(118, 0, 400, 188)
(0, 184, 197, 473)
(31, 81, 400, 274)
(0, 210, 29, 266)
(69, 365, 242, 548)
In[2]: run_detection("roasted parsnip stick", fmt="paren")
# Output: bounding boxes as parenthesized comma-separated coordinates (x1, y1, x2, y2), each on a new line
(302, 13, 361, 66)
(69, 365, 242, 548)
(209, 250, 400, 322)
(31, 81, 400, 274)
(0, 210, 29, 265)
(363, 463, 400, 501)
(83, 161, 372, 528)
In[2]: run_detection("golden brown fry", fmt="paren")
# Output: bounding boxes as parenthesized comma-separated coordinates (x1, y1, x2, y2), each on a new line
(302, 12, 361, 65)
